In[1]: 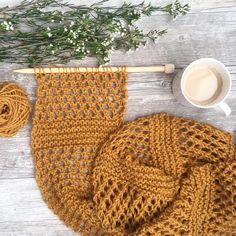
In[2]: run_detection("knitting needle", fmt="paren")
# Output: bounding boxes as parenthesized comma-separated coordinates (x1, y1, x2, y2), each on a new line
(14, 64, 175, 74)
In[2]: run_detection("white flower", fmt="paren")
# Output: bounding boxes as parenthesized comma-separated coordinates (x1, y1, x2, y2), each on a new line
(111, 32, 118, 37)
(72, 32, 77, 39)
(64, 27, 68, 32)
(47, 32, 52, 38)
(126, 49, 134, 54)
(70, 21, 75, 27)
(116, 22, 122, 27)
(1, 21, 14, 31)
(51, 19, 55, 23)
(67, 38, 74, 44)
(47, 27, 51, 31)
(51, 50, 55, 54)
(102, 41, 110, 47)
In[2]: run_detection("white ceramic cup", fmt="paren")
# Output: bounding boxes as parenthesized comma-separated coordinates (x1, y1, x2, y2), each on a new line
(172, 58, 231, 116)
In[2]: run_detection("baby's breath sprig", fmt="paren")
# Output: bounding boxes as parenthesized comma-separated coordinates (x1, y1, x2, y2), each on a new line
(0, 0, 189, 66)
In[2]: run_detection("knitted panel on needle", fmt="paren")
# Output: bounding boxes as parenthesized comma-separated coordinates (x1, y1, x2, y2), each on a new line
(31, 69, 236, 235)
(31, 68, 127, 235)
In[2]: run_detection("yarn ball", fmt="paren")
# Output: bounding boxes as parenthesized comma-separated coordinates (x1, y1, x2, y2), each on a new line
(0, 82, 31, 137)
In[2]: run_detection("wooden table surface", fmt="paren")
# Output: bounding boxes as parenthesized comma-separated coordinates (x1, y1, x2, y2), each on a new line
(0, 0, 236, 235)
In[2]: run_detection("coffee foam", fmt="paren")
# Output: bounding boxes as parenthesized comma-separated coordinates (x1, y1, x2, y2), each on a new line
(183, 66, 222, 105)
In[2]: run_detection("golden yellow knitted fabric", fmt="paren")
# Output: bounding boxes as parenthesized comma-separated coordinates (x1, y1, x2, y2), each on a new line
(31, 68, 127, 235)
(31, 69, 236, 235)
(93, 113, 236, 235)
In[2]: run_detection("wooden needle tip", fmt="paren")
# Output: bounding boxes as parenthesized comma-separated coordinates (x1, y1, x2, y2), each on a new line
(13, 69, 30, 74)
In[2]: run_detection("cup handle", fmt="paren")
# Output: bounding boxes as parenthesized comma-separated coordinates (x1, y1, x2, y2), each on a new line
(218, 102, 231, 116)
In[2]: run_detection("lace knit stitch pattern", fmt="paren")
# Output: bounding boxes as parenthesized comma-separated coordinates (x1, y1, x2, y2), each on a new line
(93, 113, 236, 235)
(31, 68, 127, 235)
(31, 69, 236, 235)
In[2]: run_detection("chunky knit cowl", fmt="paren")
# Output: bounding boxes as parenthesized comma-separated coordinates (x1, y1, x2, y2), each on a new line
(31, 69, 236, 235)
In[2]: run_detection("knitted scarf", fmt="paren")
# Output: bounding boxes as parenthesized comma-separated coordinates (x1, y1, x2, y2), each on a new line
(31, 69, 236, 235)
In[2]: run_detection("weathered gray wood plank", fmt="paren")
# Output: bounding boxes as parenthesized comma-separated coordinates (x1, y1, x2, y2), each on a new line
(0, 0, 236, 235)
(0, 178, 78, 236)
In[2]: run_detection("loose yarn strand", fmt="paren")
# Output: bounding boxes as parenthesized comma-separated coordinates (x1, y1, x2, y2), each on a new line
(0, 82, 31, 137)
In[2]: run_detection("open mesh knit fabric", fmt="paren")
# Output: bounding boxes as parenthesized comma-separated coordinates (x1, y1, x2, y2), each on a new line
(31, 69, 236, 236)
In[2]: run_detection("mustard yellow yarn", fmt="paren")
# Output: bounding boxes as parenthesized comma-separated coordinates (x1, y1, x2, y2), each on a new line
(0, 82, 31, 137)
(31, 69, 236, 235)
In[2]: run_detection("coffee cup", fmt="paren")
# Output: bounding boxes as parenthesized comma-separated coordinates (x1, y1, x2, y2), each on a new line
(172, 58, 231, 116)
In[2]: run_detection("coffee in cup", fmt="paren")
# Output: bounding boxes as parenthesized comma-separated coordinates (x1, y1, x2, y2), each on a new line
(172, 58, 231, 116)
(183, 66, 223, 106)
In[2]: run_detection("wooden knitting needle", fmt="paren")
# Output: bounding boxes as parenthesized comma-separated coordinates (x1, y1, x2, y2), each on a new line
(14, 64, 175, 74)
